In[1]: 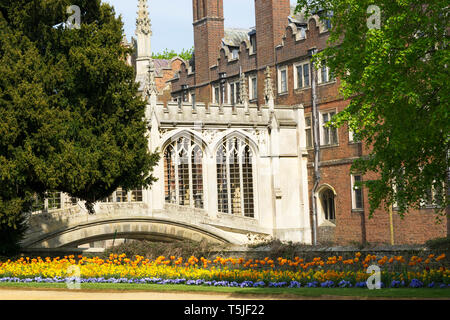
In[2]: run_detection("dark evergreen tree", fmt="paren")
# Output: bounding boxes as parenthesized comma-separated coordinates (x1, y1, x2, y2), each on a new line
(0, 0, 160, 251)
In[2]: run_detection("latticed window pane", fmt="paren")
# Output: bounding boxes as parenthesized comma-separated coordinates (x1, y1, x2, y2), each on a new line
(164, 136, 204, 208)
(164, 146, 176, 204)
(178, 139, 191, 206)
(242, 145, 254, 217)
(131, 187, 143, 202)
(216, 138, 255, 218)
(217, 145, 229, 214)
(192, 146, 204, 209)
(115, 187, 128, 202)
(47, 192, 61, 210)
(229, 140, 242, 215)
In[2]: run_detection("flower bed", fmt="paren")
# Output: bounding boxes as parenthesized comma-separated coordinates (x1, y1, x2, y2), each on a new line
(0, 252, 448, 289)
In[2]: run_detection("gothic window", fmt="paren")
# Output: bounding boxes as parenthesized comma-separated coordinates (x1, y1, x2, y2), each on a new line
(321, 189, 336, 223)
(164, 136, 204, 209)
(351, 175, 364, 210)
(216, 137, 255, 218)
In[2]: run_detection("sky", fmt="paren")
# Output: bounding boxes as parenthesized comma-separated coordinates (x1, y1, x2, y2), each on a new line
(103, 0, 298, 54)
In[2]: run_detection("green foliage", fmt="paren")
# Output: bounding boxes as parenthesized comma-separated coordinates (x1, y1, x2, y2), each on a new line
(0, 212, 28, 256)
(153, 47, 194, 61)
(104, 240, 224, 260)
(0, 0, 159, 235)
(425, 237, 450, 252)
(296, 0, 449, 218)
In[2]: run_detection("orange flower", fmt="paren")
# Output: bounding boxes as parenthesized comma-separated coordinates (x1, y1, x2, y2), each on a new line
(436, 254, 446, 262)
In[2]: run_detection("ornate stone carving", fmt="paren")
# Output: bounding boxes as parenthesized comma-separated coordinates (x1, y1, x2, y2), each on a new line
(239, 72, 249, 105)
(136, 0, 152, 35)
(202, 129, 221, 145)
(264, 66, 274, 105)
(143, 59, 158, 99)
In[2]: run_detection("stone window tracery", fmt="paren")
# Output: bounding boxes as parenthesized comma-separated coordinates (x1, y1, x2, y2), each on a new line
(164, 136, 204, 209)
(216, 137, 254, 218)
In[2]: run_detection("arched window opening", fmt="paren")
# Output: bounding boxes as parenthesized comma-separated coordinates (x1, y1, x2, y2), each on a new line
(164, 136, 204, 209)
(216, 137, 255, 218)
(321, 189, 336, 223)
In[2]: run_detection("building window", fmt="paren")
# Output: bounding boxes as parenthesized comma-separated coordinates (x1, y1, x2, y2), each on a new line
(278, 66, 288, 94)
(421, 182, 444, 208)
(216, 137, 255, 218)
(351, 175, 364, 210)
(318, 61, 335, 84)
(47, 192, 61, 210)
(228, 81, 240, 105)
(321, 111, 338, 146)
(305, 115, 313, 149)
(321, 189, 336, 223)
(115, 187, 128, 203)
(250, 33, 257, 53)
(348, 127, 360, 143)
(131, 187, 143, 202)
(249, 76, 257, 100)
(294, 61, 310, 89)
(213, 85, 220, 104)
(164, 136, 204, 209)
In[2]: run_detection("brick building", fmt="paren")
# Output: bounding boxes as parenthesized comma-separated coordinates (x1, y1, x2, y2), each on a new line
(132, 0, 447, 245)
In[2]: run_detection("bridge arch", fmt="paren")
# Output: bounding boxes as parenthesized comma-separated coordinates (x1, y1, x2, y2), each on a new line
(22, 217, 235, 249)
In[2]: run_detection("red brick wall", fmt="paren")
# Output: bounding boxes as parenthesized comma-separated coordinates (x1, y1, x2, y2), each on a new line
(168, 0, 449, 245)
(193, 0, 224, 85)
(254, 0, 290, 67)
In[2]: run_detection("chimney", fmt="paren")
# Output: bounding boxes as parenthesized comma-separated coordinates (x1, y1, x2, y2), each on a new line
(254, 0, 290, 68)
(192, 0, 225, 85)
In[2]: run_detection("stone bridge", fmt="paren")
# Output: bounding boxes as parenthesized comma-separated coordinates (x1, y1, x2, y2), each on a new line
(22, 202, 271, 249)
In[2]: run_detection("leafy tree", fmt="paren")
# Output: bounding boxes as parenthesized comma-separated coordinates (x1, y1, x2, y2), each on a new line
(295, 0, 449, 218)
(153, 47, 194, 61)
(0, 0, 160, 239)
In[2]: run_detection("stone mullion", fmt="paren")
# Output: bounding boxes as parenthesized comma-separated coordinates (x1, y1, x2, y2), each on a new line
(239, 146, 245, 217)
(174, 142, 180, 205)
(188, 146, 194, 207)
(226, 150, 232, 215)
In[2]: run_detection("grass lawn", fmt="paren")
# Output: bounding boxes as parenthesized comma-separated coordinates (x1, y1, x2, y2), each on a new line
(0, 282, 449, 299)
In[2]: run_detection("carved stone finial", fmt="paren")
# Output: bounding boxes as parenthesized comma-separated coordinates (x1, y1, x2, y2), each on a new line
(239, 72, 249, 105)
(136, 0, 152, 35)
(144, 59, 158, 99)
(264, 66, 274, 104)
